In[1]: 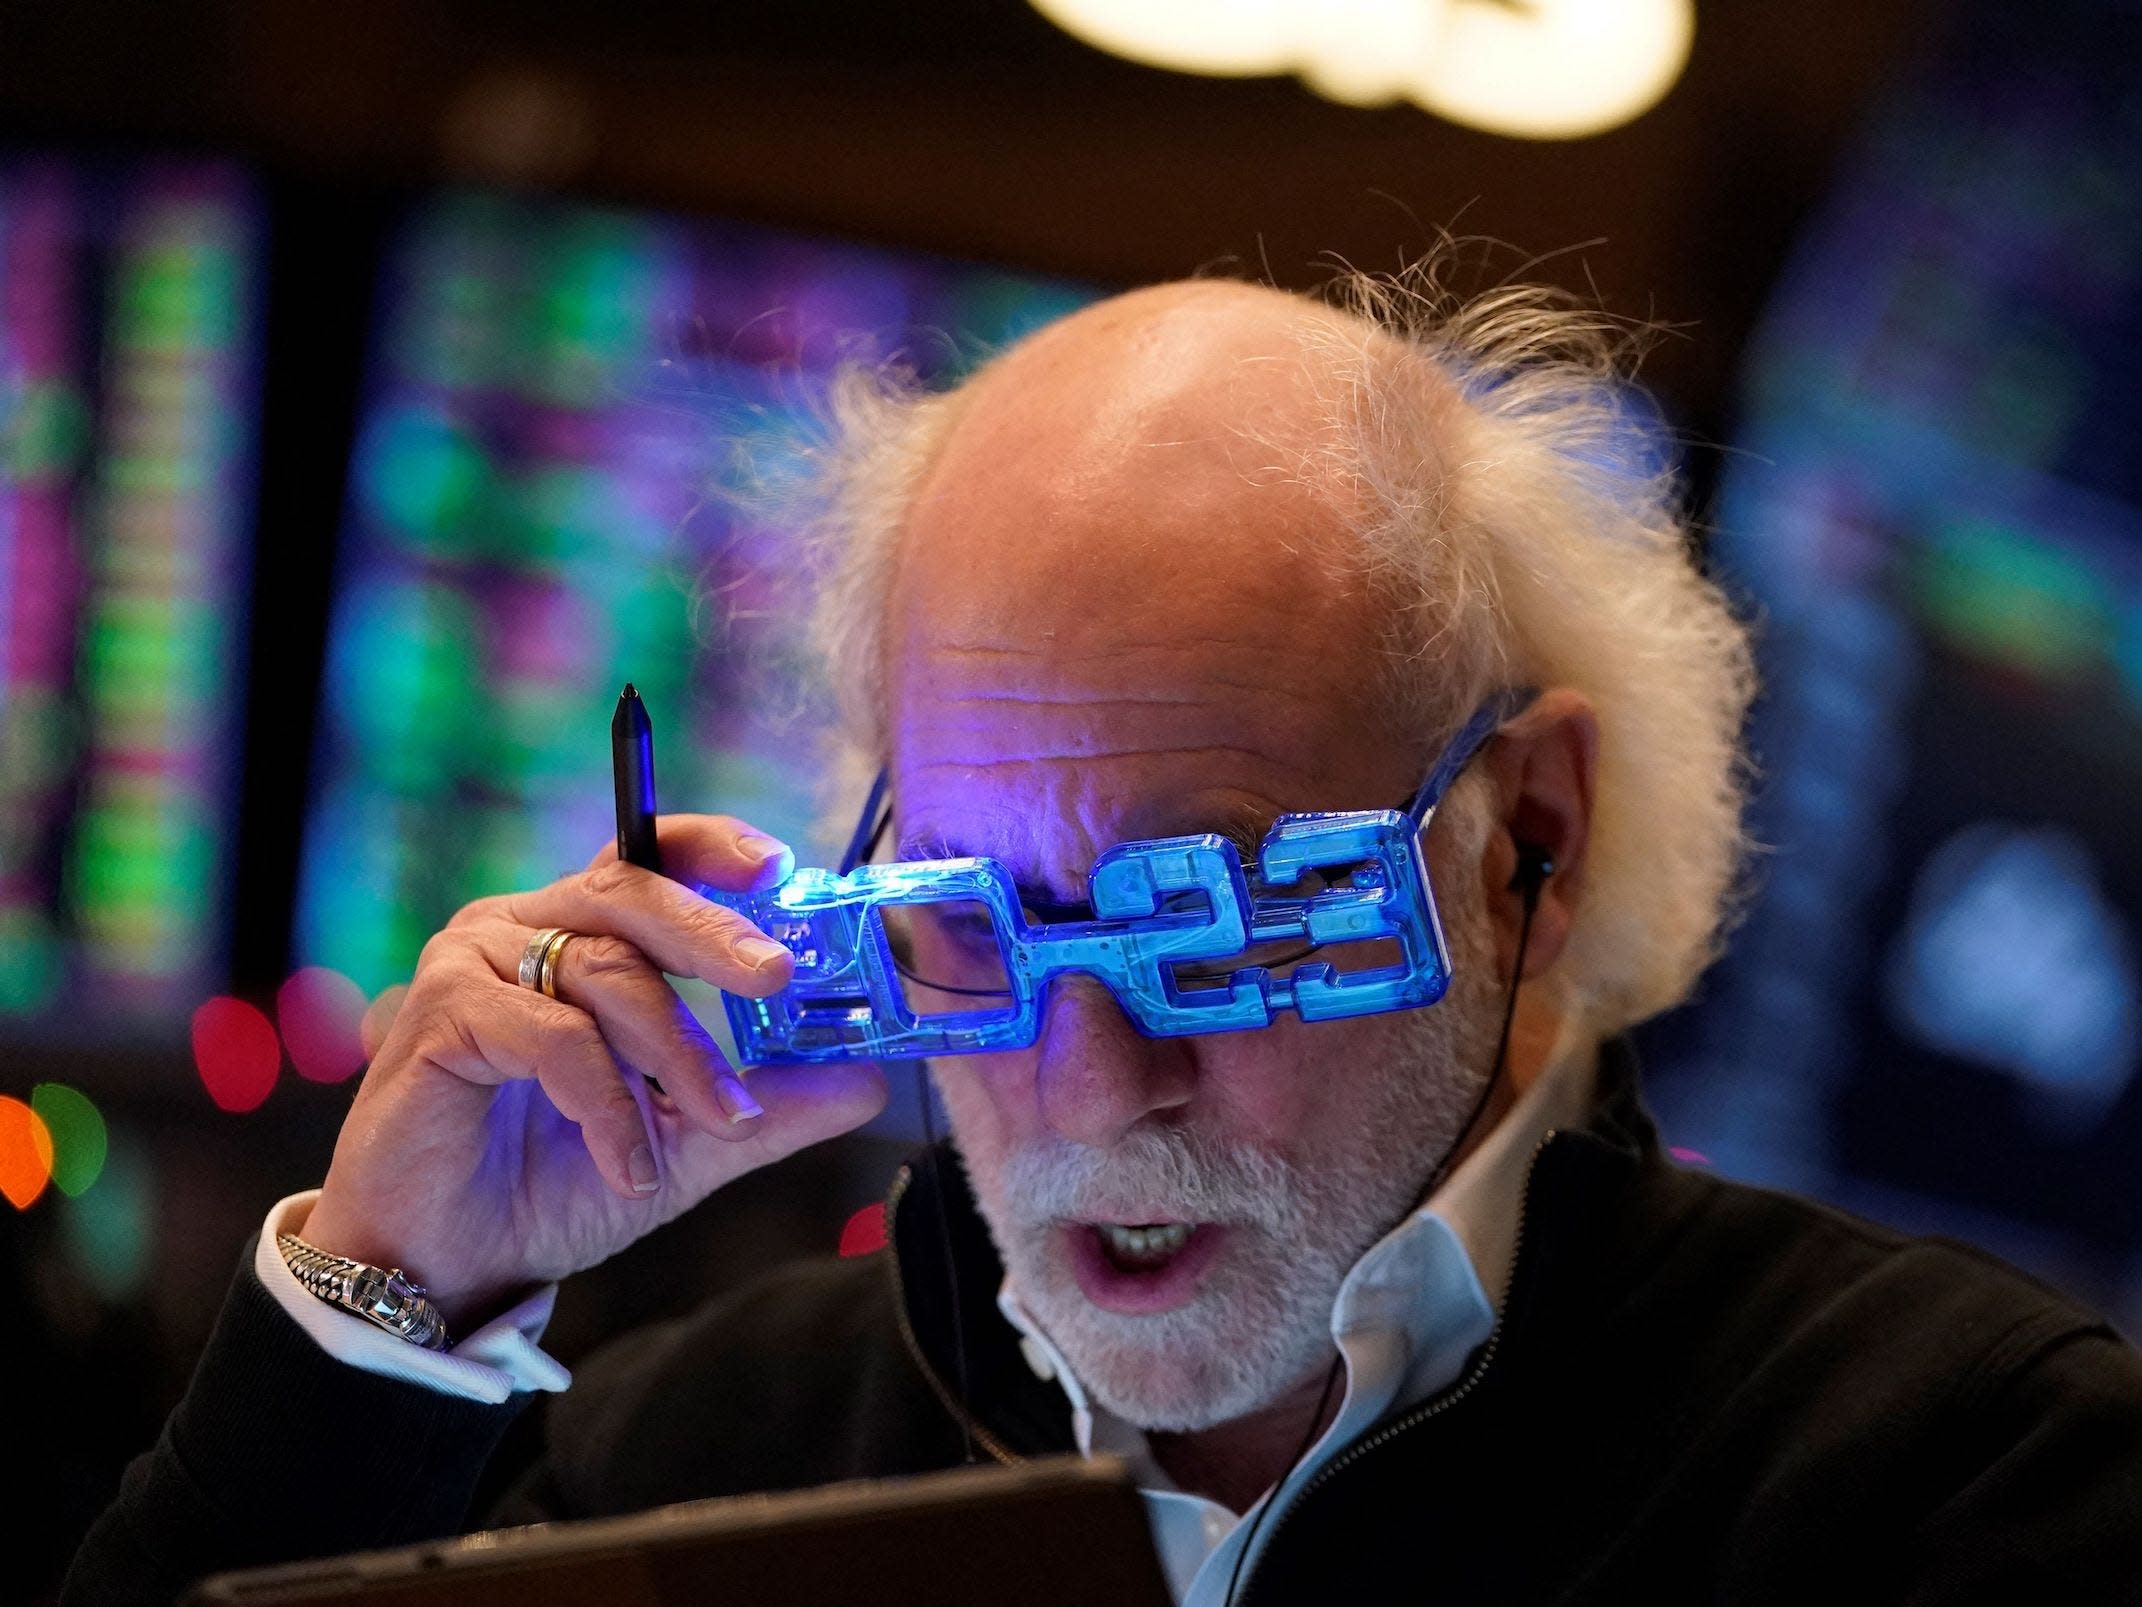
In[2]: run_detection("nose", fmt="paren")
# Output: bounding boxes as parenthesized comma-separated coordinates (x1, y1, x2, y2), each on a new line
(1033, 975, 1197, 1148)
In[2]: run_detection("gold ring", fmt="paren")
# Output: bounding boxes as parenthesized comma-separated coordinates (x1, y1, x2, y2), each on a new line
(537, 928, 574, 999)
(519, 927, 574, 994)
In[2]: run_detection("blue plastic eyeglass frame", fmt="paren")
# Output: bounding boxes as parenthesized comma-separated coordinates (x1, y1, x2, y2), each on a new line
(703, 688, 1537, 1065)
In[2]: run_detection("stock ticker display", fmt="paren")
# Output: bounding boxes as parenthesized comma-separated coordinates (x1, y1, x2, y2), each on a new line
(1643, 0, 2142, 1322)
(293, 193, 1090, 1002)
(0, 160, 260, 1033)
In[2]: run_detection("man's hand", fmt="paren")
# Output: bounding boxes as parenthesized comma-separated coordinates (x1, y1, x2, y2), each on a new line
(300, 815, 888, 1330)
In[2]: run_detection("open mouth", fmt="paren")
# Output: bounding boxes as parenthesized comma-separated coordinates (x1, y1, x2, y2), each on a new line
(1096, 1221, 1193, 1269)
(1065, 1220, 1225, 1314)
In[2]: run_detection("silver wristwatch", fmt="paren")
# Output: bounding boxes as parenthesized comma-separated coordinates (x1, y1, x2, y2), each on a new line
(277, 1233, 452, 1351)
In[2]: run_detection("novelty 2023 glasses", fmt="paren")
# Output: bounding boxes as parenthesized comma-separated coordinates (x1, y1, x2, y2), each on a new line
(703, 689, 1534, 1065)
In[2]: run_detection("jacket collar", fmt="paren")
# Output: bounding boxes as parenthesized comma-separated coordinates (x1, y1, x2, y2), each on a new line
(883, 1035, 1664, 1461)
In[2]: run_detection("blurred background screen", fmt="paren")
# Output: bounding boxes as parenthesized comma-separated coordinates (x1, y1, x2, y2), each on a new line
(293, 192, 1088, 1008)
(1641, 0, 2142, 1311)
(0, 160, 260, 1035)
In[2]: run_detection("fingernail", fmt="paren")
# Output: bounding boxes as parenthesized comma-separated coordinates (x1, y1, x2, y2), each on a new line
(738, 936, 791, 971)
(716, 1074, 765, 1124)
(738, 833, 792, 885)
(628, 1143, 661, 1193)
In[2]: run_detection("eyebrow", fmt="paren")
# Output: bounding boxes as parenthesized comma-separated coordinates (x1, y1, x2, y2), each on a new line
(895, 809, 1278, 912)
(891, 831, 1086, 914)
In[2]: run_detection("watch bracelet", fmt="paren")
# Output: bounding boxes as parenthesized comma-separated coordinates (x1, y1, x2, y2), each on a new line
(276, 1232, 451, 1351)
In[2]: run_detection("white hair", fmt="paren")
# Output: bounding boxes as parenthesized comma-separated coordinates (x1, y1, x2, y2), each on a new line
(782, 263, 1756, 1034)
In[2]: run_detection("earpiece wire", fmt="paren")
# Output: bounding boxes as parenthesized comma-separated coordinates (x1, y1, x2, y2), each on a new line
(1220, 851, 1547, 1606)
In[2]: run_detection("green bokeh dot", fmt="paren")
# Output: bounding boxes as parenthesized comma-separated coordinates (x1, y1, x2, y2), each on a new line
(60, 1133, 151, 1303)
(31, 1083, 107, 1197)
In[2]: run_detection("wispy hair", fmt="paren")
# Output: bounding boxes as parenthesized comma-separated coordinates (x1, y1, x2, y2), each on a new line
(772, 256, 1756, 1032)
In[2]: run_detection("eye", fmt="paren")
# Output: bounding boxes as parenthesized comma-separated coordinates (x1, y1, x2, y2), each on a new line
(945, 911, 1001, 949)
(893, 900, 1014, 962)
(1172, 939, 1321, 984)
(1264, 861, 1370, 897)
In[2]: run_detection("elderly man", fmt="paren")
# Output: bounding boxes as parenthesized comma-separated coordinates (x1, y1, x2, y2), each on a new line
(70, 277, 2142, 1605)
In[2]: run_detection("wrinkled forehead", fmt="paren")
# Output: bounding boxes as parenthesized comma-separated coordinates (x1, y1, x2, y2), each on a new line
(890, 644, 1336, 849)
(882, 468, 1405, 905)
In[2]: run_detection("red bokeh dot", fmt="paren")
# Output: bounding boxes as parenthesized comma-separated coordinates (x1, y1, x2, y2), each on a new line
(191, 996, 282, 1112)
(838, 1202, 888, 1259)
(277, 967, 370, 1084)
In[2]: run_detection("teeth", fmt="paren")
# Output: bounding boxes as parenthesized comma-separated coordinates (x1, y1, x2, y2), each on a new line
(1098, 1222, 1193, 1263)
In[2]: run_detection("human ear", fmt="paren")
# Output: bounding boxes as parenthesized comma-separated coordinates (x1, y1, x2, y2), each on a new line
(1474, 688, 1598, 984)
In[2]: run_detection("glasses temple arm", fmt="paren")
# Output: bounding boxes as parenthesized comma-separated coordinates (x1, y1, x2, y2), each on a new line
(1403, 687, 1539, 832)
(839, 769, 892, 874)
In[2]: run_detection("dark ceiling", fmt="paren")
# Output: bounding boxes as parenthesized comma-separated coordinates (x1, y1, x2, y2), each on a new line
(0, 0, 1932, 433)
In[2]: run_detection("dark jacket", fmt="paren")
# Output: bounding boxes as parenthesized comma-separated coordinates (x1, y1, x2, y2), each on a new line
(66, 1043, 2142, 1604)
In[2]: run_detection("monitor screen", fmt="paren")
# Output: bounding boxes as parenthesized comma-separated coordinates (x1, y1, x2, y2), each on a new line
(293, 191, 1093, 1006)
(0, 158, 261, 1035)
(1642, 0, 2142, 1321)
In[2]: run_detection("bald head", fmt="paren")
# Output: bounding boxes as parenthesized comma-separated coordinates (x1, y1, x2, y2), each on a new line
(928, 280, 1353, 483)
(898, 279, 1453, 638)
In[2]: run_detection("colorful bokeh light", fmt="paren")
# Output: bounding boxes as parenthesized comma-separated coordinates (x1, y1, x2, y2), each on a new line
(276, 966, 369, 1083)
(0, 1094, 56, 1208)
(190, 995, 280, 1112)
(29, 1081, 106, 1196)
(60, 1130, 152, 1301)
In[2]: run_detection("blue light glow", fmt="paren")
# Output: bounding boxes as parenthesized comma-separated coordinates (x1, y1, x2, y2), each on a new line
(708, 692, 1522, 1063)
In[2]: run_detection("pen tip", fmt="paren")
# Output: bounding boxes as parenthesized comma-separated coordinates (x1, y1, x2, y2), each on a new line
(620, 681, 639, 701)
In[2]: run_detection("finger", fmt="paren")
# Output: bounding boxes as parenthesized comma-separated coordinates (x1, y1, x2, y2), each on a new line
(652, 1059, 890, 1200)
(584, 813, 793, 894)
(487, 861, 798, 997)
(407, 951, 663, 1200)
(466, 923, 767, 1141)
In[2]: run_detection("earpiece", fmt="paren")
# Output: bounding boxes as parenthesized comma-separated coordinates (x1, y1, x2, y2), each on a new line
(1510, 842, 1556, 898)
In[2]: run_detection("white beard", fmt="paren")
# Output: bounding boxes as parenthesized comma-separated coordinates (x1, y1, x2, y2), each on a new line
(944, 891, 1505, 1432)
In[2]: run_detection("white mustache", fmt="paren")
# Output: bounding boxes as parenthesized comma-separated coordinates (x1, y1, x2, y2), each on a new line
(997, 1125, 1312, 1235)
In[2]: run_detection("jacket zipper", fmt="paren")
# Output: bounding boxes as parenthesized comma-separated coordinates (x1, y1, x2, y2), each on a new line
(1232, 1130, 1557, 1607)
(883, 1166, 1024, 1467)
